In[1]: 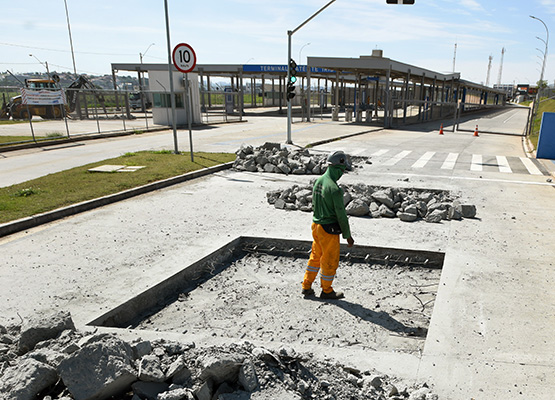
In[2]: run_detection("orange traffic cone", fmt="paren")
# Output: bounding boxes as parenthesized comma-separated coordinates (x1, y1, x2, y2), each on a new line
(439, 124, 444, 135)
(474, 125, 479, 137)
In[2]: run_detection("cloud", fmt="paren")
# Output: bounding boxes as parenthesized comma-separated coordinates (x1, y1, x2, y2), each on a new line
(460, 0, 485, 11)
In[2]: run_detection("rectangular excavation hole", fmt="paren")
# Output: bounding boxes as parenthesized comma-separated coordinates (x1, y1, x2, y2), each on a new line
(89, 236, 444, 354)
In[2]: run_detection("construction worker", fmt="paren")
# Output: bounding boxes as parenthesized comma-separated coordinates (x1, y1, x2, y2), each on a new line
(302, 150, 354, 300)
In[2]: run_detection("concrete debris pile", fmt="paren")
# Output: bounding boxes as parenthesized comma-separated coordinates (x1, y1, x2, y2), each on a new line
(267, 183, 477, 223)
(232, 143, 369, 175)
(0, 311, 439, 400)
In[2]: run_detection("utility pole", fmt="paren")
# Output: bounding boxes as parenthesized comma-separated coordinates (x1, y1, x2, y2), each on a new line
(452, 42, 457, 73)
(497, 47, 505, 87)
(486, 55, 493, 87)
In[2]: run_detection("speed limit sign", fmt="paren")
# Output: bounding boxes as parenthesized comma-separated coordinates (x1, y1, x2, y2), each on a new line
(172, 43, 196, 73)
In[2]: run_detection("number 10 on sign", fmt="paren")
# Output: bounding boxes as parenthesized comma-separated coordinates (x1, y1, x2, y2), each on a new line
(172, 43, 197, 73)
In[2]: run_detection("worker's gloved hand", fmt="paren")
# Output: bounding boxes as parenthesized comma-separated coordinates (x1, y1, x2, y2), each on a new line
(347, 237, 354, 248)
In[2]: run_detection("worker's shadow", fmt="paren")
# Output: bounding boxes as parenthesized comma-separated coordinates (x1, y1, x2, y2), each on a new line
(322, 298, 427, 337)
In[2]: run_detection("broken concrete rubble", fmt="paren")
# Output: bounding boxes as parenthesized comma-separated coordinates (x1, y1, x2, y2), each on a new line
(267, 183, 477, 223)
(233, 143, 370, 175)
(0, 311, 440, 400)
(18, 310, 75, 355)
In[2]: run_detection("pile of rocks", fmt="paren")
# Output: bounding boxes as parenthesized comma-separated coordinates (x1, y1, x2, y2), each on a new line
(232, 143, 369, 175)
(233, 143, 328, 175)
(0, 311, 439, 400)
(267, 183, 477, 223)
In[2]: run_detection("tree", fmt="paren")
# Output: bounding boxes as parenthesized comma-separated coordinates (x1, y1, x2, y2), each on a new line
(537, 79, 548, 90)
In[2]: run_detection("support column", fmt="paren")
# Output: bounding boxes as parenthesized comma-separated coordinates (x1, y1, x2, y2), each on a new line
(384, 67, 391, 128)
(431, 75, 437, 119)
(207, 76, 212, 107)
(419, 73, 426, 121)
(335, 72, 340, 108)
(440, 78, 446, 117)
(272, 78, 275, 107)
(261, 74, 265, 108)
(239, 72, 244, 117)
(279, 76, 283, 114)
(307, 65, 311, 122)
(403, 69, 411, 123)
(374, 79, 379, 118)
(199, 68, 205, 112)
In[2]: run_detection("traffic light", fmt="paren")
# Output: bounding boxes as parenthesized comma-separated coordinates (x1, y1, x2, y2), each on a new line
(287, 59, 297, 101)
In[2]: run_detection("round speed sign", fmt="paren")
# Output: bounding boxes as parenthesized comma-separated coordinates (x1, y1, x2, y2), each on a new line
(172, 43, 197, 73)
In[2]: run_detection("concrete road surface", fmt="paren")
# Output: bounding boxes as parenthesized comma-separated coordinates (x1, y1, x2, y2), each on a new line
(1, 110, 555, 399)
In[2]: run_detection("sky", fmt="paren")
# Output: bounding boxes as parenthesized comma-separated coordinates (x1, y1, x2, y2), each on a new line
(2, 0, 555, 86)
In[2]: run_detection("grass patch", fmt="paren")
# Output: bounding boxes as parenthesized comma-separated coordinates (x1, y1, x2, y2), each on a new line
(529, 98, 555, 150)
(46, 132, 65, 139)
(0, 135, 67, 146)
(0, 151, 234, 224)
(0, 120, 28, 125)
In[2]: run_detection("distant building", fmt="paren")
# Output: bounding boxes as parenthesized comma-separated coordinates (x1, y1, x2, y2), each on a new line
(493, 83, 515, 99)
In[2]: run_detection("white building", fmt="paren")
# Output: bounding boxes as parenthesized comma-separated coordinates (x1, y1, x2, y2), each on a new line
(147, 70, 201, 126)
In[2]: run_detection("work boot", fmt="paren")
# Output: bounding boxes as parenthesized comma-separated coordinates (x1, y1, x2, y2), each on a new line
(320, 290, 344, 300)
(302, 288, 315, 298)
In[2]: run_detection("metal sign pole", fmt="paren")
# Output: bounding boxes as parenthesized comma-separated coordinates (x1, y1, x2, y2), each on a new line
(185, 73, 194, 162)
(286, 32, 293, 144)
(164, 0, 179, 154)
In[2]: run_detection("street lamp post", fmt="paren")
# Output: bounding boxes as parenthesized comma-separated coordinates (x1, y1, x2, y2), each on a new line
(139, 43, 155, 115)
(63, 0, 78, 76)
(140, 43, 155, 65)
(298, 42, 311, 91)
(29, 54, 50, 78)
(298, 43, 311, 65)
(287, 0, 336, 144)
(529, 15, 549, 136)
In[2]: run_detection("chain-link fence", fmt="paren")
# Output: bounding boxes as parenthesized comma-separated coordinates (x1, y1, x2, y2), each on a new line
(0, 85, 249, 147)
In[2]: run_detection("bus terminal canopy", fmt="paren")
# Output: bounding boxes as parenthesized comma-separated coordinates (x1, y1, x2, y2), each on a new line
(112, 53, 507, 128)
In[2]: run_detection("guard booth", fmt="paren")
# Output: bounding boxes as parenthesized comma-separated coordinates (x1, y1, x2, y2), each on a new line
(147, 70, 201, 126)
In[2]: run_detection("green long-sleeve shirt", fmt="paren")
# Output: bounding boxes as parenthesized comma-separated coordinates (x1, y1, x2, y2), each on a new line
(312, 165, 351, 239)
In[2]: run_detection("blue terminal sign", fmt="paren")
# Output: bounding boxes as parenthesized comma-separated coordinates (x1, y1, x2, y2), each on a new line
(242, 64, 336, 74)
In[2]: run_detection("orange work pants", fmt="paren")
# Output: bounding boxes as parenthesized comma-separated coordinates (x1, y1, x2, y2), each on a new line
(303, 223, 340, 294)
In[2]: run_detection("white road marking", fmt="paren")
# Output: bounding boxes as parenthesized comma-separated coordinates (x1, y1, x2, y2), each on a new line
(372, 149, 389, 157)
(441, 152, 459, 170)
(383, 150, 412, 166)
(503, 112, 516, 123)
(412, 151, 435, 168)
(520, 157, 543, 175)
(496, 156, 512, 173)
(351, 148, 367, 156)
(471, 154, 483, 171)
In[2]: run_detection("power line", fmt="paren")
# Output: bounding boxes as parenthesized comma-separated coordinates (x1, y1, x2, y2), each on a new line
(0, 41, 136, 56)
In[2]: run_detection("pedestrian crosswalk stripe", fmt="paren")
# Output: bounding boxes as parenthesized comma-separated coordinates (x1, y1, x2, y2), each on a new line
(496, 156, 512, 173)
(361, 148, 545, 176)
(471, 154, 483, 171)
(441, 152, 459, 170)
(520, 157, 543, 175)
(372, 149, 389, 157)
(412, 151, 435, 168)
(383, 150, 412, 166)
(351, 148, 367, 156)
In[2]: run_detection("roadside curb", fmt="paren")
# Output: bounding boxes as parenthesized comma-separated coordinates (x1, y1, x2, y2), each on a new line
(523, 135, 555, 178)
(0, 127, 169, 153)
(0, 161, 234, 238)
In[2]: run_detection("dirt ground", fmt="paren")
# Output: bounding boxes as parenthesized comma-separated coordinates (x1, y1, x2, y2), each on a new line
(137, 252, 440, 355)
